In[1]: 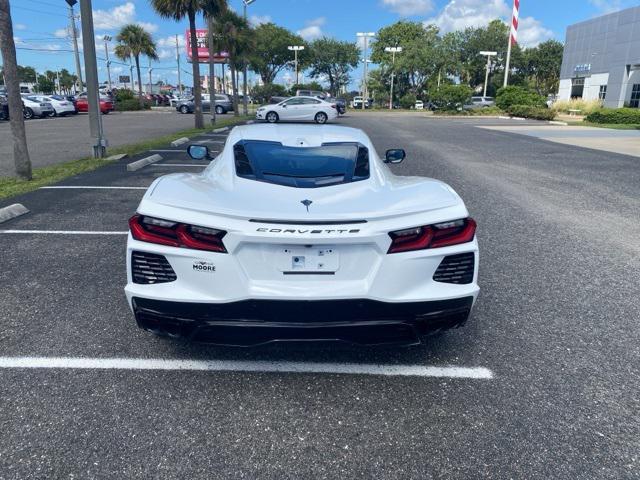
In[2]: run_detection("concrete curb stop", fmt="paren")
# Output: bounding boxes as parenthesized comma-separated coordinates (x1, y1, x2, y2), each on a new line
(171, 137, 189, 147)
(106, 153, 128, 161)
(212, 127, 229, 133)
(127, 154, 163, 172)
(549, 121, 568, 126)
(0, 203, 29, 224)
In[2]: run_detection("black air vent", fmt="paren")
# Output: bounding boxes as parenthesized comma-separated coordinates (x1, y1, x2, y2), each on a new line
(132, 251, 177, 284)
(433, 253, 475, 285)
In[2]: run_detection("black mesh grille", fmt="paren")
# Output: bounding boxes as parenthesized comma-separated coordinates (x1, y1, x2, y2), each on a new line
(433, 253, 475, 284)
(132, 251, 177, 284)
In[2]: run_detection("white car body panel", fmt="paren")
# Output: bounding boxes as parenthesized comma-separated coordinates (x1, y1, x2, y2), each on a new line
(125, 124, 479, 345)
(256, 96, 338, 123)
(32, 95, 76, 115)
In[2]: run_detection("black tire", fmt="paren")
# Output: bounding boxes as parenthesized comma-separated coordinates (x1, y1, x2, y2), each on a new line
(266, 111, 279, 123)
(179, 105, 190, 114)
(215, 105, 224, 115)
(23, 108, 34, 120)
(314, 112, 328, 124)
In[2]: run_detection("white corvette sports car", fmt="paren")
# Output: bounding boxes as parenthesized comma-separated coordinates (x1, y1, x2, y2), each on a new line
(125, 124, 479, 346)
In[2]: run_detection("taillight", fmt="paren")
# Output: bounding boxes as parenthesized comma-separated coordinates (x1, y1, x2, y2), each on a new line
(388, 218, 476, 254)
(129, 215, 227, 253)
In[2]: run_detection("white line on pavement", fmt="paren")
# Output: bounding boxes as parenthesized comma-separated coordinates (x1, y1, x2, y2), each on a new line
(153, 164, 206, 167)
(0, 357, 494, 379)
(149, 149, 188, 153)
(0, 230, 127, 235)
(41, 186, 147, 190)
(196, 140, 225, 144)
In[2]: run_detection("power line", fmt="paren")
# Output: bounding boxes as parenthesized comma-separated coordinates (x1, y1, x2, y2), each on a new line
(16, 47, 76, 53)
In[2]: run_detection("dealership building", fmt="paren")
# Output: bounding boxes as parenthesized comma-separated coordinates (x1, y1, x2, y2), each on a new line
(558, 5, 640, 108)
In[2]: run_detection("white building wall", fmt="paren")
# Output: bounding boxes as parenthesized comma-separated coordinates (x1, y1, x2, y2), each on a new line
(558, 79, 572, 101)
(583, 73, 609, 101)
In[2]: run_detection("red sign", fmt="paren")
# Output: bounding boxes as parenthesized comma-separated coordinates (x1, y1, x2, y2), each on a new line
(185, 29, 229, 63)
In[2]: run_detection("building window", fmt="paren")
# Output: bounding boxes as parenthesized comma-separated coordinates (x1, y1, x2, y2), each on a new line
(631, 84, 640, 108)
(571, 77, 585, 99)
(598, 85, 607, 100)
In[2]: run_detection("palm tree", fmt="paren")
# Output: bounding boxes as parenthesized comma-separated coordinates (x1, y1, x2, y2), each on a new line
(0, 0, 31, 179)
(151, 0, 209, 129)
(212, 10, 251, 117)
(115, 24, 158, 107)
(202, 0, 228, 125)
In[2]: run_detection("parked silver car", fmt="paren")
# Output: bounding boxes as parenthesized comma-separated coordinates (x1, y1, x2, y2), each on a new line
(464, 96, 495, 110)
(176, 94, 234, 114)
(21, 95, 55, 119)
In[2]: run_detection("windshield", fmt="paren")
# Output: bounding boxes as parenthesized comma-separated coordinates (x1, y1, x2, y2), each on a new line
(234, 140, 370, 188)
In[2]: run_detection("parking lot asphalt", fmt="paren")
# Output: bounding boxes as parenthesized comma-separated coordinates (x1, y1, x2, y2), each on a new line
(0, 110, 204, 176)
(0, 115, 639, 479)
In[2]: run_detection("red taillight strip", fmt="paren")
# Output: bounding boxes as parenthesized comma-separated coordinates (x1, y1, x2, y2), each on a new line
(129, 215, 227, 253)
(388, 218, 476, 254)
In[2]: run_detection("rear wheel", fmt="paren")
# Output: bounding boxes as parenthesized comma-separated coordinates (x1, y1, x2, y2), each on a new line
(215, 105, 224, 114)
(23, 108, 34, 120)
(266, 111, 279, 123)
(314, 112, 328, 124)
(179, 105, 190, 114)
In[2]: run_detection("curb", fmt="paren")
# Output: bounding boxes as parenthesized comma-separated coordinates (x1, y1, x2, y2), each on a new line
(106, 153, 128, 161)
(212, 127, 229, 133)
(171, 137, 189, 147)
(0, 203, 29, 224)
(549, 121, 568, 126)
(127, 154, 163, 172)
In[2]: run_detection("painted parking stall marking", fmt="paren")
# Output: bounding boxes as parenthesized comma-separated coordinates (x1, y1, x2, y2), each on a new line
(0, 357, 494, 379)
(40, 186, 148, 190)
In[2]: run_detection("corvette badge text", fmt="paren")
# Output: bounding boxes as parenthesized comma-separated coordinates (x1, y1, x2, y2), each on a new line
(256, 228, 360, 234)
(193, 261, 216, 272)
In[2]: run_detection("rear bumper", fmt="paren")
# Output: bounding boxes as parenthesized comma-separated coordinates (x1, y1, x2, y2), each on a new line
(132, 296, 474, 346)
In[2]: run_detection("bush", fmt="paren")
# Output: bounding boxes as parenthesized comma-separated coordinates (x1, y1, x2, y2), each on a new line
(115, 89, 135, 101)
(552, 98, 602, 115)
(430, 85, 473, 111)
(115, 98, 151, 111)
(506, 104, 555, 121)
(496, 86, 545, 110)
(252, 83, 288, 104)
(585, 108, 640, 124)
(399, 93, 417, 109)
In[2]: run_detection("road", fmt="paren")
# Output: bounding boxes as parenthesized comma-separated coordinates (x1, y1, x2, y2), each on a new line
(0, 114, 638, 479)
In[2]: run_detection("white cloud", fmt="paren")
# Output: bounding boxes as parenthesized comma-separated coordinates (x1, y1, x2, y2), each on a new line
(14, 23, 27, 31)
(158, 49, 174, 60)
(53, 28, 69, 38)
(588, 0, 624, 13)
(92, 2, 158, 33)
(297, 17, 325, 41)
(250, 14, 272, 26)
(157, 34, 185, 48)
(380, 0, 434, 16)
(424, 0, 553, 47)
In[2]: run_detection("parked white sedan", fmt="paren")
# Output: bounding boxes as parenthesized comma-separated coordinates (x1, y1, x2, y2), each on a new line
(29, 95, 76, 117)
(256, 96, 338, 124)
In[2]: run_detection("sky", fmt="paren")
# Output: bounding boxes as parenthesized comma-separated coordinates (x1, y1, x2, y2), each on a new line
(8, 0, 640, 89)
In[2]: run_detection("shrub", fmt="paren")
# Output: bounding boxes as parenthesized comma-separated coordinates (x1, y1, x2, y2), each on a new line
(506, 104, 555, 121)
(585, 108, 640, 125)
(496, 86, 545, 110)
(552, 98, 602, 115)
(399, 93, 417, 109)
(252, 83, 288, 104)
(430, 85, 473, 111)
(115, 98, 150, 111)
(115, 89, 135, 101)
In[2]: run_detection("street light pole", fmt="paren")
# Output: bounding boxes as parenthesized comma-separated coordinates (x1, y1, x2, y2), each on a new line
(103, 35, 112, 92)
(480, 51, 497, 97)
(78, 0, 106, 158)
(357, 32, 375, 110)
(385, 46, 402, 110)
(175, 34, 182, 96)
(148, 58, 153, 96)
(242, 0, 255, 116)
(65, 0, 83, 93)
(287, 46, 304, 85)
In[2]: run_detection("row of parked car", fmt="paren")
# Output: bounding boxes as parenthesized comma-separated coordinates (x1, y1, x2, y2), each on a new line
(0, 92, 114, 121)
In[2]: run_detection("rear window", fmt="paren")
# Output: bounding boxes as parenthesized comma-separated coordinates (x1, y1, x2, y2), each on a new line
(234, 140, 370, 188)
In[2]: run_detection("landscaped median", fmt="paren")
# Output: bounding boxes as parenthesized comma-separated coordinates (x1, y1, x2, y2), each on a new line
(0, 116, 250, 201)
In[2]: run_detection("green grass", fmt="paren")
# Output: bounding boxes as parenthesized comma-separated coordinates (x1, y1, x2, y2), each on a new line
(0, 115, 250, 201)
(564, 120, 640, 130)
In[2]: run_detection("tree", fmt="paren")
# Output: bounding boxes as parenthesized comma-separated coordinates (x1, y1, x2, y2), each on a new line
(0, 0, 31, 179)
(212, 10, 251, 117)
(430, 84, 473, 110)
(151, 0, 206, 128)
(308, 38, 358, 96)
(115, 24, 157, 107)
(524, 40, 564, 96)
(248, 23, 306, 84)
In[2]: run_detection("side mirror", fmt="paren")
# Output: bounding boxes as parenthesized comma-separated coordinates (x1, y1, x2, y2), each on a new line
(187, 145, 210, 160)
(384, 149, 406, 164)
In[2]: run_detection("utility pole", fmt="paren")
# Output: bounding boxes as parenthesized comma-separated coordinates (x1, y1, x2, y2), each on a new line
(287, 45, 304, 85)
(242, 0, 255, 116)
(207, 15, 216, 124)
(148, 58, 153, 95)
(79, 0, 106, 158)
(175, 34, 182, 96)
(65, 0, 83, 93)
(129, 56, 134, 92)
(357, 32, 375, 110)
(56, 69, 61, 94)
(103, 35, 112, 92)
(480, 51, 497, 97)
(385, 46, 402, 110)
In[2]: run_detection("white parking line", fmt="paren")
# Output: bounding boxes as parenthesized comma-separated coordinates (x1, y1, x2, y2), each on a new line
(153, 164, 206, 167)
(41, 186, 147, 190)
(196, 140, 224, 144)
(149, 149, 187, 153)
(0, 230, 127, 235)
(0, 357, 494, 379)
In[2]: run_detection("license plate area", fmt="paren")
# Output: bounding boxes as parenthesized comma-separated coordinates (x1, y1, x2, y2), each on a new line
(277, 246, 339, 273)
